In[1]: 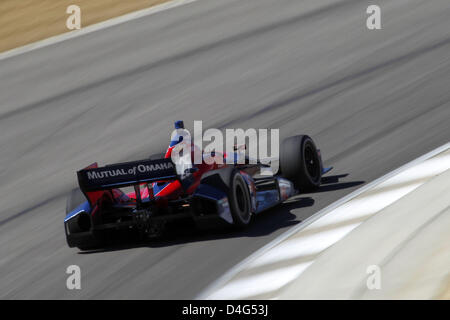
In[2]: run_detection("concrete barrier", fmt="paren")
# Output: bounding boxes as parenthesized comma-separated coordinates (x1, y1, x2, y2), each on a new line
(279, 167, 450, 299)
(200, 145, 450, 299)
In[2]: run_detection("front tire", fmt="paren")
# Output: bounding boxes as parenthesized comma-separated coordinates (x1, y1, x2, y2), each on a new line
(280, 135, 322, 191)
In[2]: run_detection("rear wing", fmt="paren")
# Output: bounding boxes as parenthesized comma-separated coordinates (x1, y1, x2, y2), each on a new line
(77, 158, 177, 192)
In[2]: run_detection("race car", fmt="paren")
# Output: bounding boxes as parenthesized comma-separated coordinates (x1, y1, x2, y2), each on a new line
(64, 121, 332, 250)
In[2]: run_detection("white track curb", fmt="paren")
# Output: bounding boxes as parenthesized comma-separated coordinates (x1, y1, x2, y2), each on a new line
(197, 142, 450, 299)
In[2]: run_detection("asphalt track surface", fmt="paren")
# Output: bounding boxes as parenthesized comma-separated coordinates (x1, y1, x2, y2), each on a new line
(0, 0, 449, 299)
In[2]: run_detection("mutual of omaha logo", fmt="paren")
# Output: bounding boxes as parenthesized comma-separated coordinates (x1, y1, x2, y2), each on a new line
(86, 162, 174, 180)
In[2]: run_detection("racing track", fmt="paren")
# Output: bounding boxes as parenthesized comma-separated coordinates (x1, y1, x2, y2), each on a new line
(0, 0, 449, 299)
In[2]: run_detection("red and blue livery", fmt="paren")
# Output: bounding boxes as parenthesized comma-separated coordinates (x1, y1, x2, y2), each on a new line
(64, 121, 332, 250)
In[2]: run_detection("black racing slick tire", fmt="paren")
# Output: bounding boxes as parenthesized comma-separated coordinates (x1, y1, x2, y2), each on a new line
(280, 135, 322, 191)
(228, 170, 252, 228)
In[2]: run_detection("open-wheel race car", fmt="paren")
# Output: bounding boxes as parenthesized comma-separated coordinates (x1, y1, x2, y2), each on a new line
(64, 121, 332, 250)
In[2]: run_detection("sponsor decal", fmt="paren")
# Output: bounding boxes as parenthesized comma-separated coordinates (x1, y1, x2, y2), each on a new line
(85, 162, 174, 180)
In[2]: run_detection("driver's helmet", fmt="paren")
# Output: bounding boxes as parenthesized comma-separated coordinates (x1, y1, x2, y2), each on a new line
(168, 120, 186, 148)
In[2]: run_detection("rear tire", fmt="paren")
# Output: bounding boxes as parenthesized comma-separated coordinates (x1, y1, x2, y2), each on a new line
(280, 135, 322, 191)
(77, 245, 98, 251)
(228, 170, 252, 227)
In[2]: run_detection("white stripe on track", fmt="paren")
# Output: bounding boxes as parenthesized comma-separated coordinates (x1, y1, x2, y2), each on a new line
(312, 185, 419, 227)
(247, 224, 359, 268)
(0, 0, 200, 62)
(372, 154, 450, 188)
(207, 262, 314, 300)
